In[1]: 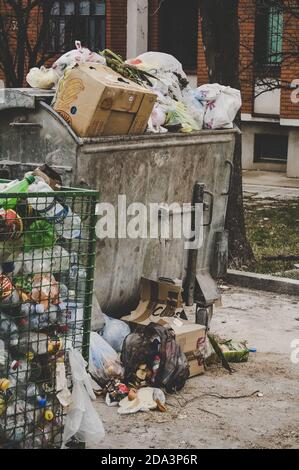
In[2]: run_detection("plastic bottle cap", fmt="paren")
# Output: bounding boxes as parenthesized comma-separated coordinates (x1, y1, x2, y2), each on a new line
(37, 396, 47, 408)
(44, 409, 54, 421)
(25, 175, 36, 184)
(10, 360, 20, 370)
(26, 352, 34, 362)
(0, 379, 10, 391)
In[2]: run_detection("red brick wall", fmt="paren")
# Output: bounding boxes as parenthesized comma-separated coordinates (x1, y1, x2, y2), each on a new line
(197, 13, 208, 85)
(106, 0, 127, 59)
(239, 0, 256, 115)
(0, 0, 127, 84)
(280, 6, 299, 119)
(148, 0, 159, 51)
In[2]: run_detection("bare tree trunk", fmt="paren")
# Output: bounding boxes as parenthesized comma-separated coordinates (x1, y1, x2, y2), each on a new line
(200, 0, 254, 266)
(0, 0, 56, 87)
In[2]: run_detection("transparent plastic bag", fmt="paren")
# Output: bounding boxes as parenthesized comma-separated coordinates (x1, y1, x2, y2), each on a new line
(165, 101, 200, 132)
(100, 313, 130, 353)
(89, 332, 124, 387)
(91, 295, 106, 332)
(181, 89, 205, 129)
(62, 349, 105, 449)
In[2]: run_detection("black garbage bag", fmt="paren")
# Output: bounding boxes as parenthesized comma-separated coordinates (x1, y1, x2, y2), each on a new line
(121, 322, 190, 393)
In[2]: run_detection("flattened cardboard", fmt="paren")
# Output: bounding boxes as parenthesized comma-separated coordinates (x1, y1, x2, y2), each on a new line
(53, 63, 156, 137)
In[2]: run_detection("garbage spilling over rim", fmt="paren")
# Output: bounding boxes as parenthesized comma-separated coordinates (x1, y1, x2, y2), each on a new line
(26, 42, 242, 137)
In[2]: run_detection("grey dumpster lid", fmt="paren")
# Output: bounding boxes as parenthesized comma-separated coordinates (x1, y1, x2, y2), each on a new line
(0, 88, 54, 111)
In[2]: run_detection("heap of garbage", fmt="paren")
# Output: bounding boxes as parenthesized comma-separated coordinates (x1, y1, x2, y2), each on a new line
(87, 277, 253, 416)
(26, 41, 242, 137)
(0, 165, 105, 448)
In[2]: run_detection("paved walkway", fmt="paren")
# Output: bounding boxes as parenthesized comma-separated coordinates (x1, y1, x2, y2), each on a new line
(243, 170, 299, 199)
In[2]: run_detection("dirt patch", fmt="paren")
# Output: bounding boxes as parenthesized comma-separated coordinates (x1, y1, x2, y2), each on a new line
(244, 196, 299, 278)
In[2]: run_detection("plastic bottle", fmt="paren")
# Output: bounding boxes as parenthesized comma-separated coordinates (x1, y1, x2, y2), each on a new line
(16, 332, 49, 356)
(15, 246, 70, 275)
(27, 178, 68, 223)
(20, 302, 45, 318)
(20, 428, 48, 449)
(0, 175, 36, 210)
(0, 339, 8, 374)
(59, 283, 69, 301)
(0, 312, 19, 347)
(61, 301, 84, 348)
(9, 358, 32, 385)
(16, 383, 47, 419)
(55, 207, 82, 239)
(50, 245, 71, 272)
(14, 248, 52, 275)
(151, 355, 161, 384)
(15, 331, 63, 358)
(20, 422, 63, 449)
(1, 399, 36, 442)
(67, 252, 86, 302)
(19, 304, 63, 332)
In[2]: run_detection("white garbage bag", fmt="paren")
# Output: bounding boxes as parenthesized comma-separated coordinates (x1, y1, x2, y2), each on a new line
(26, 66, 59, 90)
(62, 349, 105, 449)
(127, 51, 188, 101)
(194, 84, 242, 129)
(127, 51, 187, 79)
(52, 40, 106, 77)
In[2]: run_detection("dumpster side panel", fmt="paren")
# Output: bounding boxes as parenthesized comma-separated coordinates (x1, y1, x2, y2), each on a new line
(77, 132, 236, 315)
(0, 103, 78, 185)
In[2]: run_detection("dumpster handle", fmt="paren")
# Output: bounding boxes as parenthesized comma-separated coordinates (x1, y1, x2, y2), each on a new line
(221, 160, 234, 196)
(9, 122, 43, 129)
(203, 190, 214, 226)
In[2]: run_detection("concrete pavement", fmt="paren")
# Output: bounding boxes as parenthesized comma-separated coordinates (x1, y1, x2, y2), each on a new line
(243, 170, 299, 199)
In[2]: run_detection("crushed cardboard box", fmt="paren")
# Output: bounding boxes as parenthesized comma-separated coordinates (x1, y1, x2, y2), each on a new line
(122, 277, 206, 377)
(53, 63, 156, 137)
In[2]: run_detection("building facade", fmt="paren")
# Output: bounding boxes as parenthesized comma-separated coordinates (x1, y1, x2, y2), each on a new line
(1, 1, 298, 176)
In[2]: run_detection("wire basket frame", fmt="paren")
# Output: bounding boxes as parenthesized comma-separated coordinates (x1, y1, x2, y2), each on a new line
(0, 181, 98, 449)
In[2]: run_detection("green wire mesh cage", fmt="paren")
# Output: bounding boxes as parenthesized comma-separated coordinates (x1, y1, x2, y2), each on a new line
(0, 174, 99, 449)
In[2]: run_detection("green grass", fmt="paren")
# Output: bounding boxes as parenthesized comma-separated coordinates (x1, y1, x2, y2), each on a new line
(244, 197, 299, 279)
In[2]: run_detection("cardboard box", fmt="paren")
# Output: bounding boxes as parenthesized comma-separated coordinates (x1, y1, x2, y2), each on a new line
(53, 63, 156, 137)
(122, 277, 206, 377)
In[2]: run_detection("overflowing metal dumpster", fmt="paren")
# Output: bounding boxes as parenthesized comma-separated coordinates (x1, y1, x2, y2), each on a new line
(0, 89, 237, 320)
